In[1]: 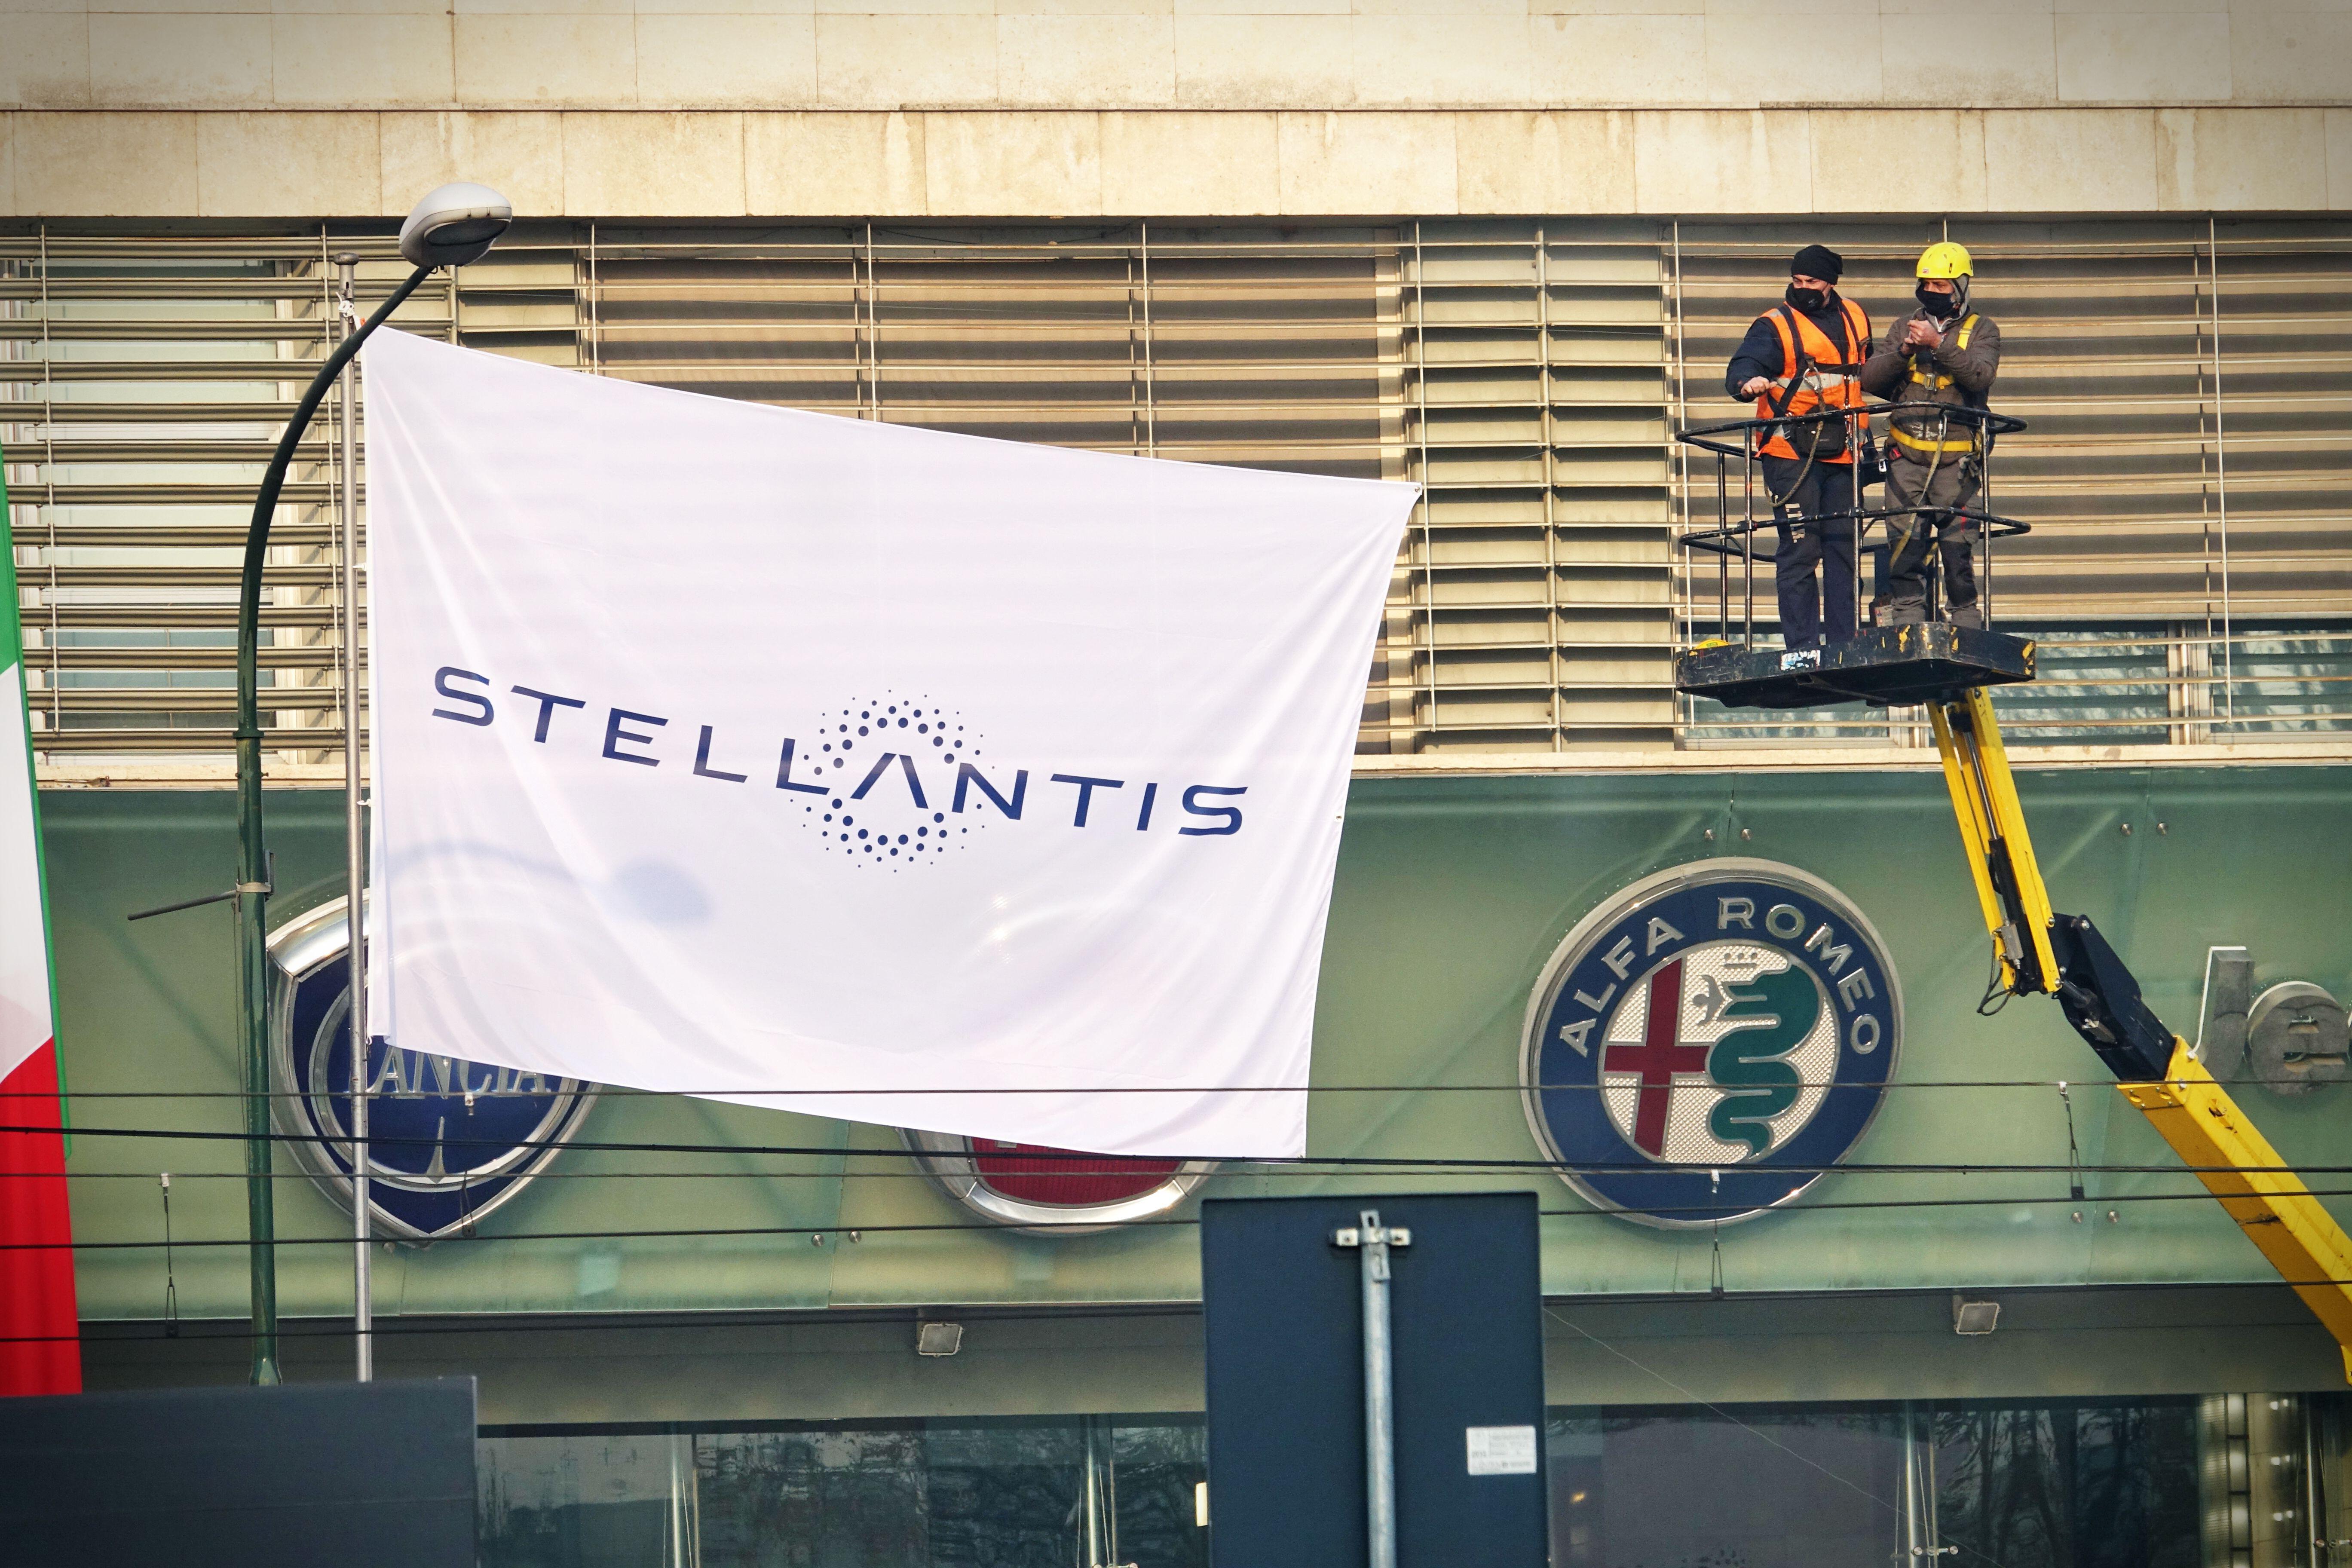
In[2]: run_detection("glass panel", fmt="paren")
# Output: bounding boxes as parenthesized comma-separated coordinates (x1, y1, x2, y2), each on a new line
(1547, 1405, 1908, 1568)
(1933, 1400, 2202, 1568)
(1986, 628, 2175, 744)
(1544, 1396, 2220, 1568)
(478, 1432, 691, 1568)
(481, 1419, 1208, 1568)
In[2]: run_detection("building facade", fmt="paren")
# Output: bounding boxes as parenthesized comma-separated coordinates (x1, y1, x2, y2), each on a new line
(11, 3, 2352, 1563)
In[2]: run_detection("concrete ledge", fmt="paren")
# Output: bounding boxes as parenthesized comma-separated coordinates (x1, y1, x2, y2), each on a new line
(1351, 739, 2352, 778)
(74, 1284, 2350, 1423)
(35, 740, 2352, 791)
(2, 107, 2348, 219)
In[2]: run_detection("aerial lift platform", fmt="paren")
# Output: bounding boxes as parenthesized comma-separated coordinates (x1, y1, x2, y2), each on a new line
(1674, 402, 2352, 1382)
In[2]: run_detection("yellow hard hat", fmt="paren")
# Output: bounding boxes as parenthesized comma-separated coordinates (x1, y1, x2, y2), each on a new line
(1917, 242, 1974, 281)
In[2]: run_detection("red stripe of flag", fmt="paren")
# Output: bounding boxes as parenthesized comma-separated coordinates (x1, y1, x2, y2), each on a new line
(0, 1041, 78, 1396)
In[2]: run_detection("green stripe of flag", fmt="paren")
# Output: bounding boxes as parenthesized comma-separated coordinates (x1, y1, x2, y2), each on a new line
(1, 439, 70, 1141)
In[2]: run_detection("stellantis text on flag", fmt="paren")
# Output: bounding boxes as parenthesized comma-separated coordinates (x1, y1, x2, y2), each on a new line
(430, 667, 1250, 837)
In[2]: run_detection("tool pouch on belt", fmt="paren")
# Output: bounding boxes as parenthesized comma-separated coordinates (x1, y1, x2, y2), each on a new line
(1856, 428, 1885, 488)
(1768, 350, 1849, 463)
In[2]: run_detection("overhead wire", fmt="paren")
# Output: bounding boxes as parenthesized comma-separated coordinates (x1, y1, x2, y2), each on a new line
(0, 1075, 2329, 1096)
(13, 1190, 2352, 1256)
(8, 1121, 2352, 1181)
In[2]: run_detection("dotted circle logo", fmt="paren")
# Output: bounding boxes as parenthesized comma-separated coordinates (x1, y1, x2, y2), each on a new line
(787, 695, 986, 870)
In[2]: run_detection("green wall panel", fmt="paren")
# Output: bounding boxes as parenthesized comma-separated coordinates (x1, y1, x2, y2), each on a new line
(37, 766, 2352, 1325)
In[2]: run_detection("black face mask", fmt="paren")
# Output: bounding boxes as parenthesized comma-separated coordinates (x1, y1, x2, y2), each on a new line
(1786, 283, 1831, 313)
(1917, 283, 1961, 318)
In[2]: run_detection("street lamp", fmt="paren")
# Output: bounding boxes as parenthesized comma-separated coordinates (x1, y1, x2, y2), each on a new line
(232, 183, 511, 1385)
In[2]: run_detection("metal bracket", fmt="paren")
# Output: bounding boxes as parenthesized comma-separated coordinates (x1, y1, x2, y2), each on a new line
(127, 857, 273, 922)
(2195, 945, 2255, 1078)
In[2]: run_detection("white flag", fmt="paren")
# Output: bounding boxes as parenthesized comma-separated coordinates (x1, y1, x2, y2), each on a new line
(363, 330, 1414, 1158)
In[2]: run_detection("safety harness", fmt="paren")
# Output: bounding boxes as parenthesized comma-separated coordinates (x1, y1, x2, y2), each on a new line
(1889, 313, 1982, 457)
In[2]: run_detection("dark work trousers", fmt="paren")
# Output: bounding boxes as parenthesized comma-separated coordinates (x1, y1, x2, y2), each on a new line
(1883, 453, 1982, 627)
(1761, 454, 1858, 649)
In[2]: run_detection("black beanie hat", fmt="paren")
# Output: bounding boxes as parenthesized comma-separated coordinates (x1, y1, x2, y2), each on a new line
(1791, 244, 1844, 282)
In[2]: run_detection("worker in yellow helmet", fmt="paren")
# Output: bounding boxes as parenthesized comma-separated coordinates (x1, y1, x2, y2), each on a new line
(1861, 242, 2002, 628)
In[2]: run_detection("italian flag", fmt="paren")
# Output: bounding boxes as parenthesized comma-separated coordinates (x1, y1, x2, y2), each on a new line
(0, 461, 79, 1396)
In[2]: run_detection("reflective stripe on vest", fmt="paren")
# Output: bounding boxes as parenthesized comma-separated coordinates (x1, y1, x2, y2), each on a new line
(1754, 297, 1870, 464)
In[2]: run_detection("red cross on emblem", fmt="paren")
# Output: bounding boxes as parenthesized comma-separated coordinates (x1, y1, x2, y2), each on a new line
(1601, 958, 1711, 1157)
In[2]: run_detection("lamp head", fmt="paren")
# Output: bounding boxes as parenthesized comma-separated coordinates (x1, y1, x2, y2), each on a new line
(398, 183, 512, 269)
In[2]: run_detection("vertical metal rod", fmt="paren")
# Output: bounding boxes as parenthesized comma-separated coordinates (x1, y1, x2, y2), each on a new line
(1536, 229, 1561, 750)
(864, 221, 879, 420)
(1902, 1401, 1922, 1562)
(1139, 221, 1157, 458)
(1715, 454, 1729, 640)
(2207, 217, 2233, 728)
(1670, 220, 1689, 681)
(587, 220, 600, 375)
(1359, 1210, 1398, 1568)
(2305, 1401, 2322, 1568)
(1412, 222, 1435, 748)
(1741, 456, 1755, 649)
(1979, 421, 1994, 628)
(1850, 407, 1863, 638)
(38, 225, 59, 737)
(1082, 1415, 1106, 1566)
(334, 254, 372, 1382)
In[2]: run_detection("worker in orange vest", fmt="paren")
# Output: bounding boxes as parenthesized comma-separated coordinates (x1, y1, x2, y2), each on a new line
(1726, 245, 1874, 649)
(1862, 242, 2002, 628)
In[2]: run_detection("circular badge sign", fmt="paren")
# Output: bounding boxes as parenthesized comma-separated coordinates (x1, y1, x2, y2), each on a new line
(900, 1130, 1216, 1236)
(268, 896, 596, 1243)
(1520, 859, 1900, 1227)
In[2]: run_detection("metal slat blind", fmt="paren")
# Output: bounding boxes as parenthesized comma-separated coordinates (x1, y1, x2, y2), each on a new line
(0, 233, 457, 758)
(1406, 221, 1676, 753)
(7, 217, 2347, 770)
(1673, 218, 2352, 744)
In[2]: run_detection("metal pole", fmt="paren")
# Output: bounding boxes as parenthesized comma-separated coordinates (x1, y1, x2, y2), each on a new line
(1333, 1209, 1410, 1568)
(236, 260, 432, 1386)
(333, 254, 373, 1382)
(1361, 1226, 1396, 1568)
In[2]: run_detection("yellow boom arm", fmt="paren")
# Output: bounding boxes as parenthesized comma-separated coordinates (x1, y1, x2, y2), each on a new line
(1930, 685, 2059, 996)
(2124, 1045, 2352, 1383)
(1929, 687, 2352, 1383)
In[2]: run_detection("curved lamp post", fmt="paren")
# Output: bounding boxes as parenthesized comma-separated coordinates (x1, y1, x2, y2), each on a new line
(234, 184, 510, 1384)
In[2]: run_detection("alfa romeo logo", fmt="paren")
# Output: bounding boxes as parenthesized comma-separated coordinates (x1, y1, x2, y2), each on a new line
(1520, 859, 1900, 1227)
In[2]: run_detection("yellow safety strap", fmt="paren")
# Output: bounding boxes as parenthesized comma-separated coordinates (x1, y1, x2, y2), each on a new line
(1905, 313, 1978, 388)
(1899, 312, 1981, 435)
(1890, 426, 1977, 456)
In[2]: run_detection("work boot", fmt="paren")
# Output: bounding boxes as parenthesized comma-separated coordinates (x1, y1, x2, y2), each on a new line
(1946, 602, 1983, 630)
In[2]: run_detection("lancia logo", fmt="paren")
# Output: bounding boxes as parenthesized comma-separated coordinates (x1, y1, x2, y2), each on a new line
(1520, 860, 1900, 1227)
(268, 896, 595, 1242)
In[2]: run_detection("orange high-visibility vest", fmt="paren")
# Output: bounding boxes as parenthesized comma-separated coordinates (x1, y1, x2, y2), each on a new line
(1752, 297, 1871, 463)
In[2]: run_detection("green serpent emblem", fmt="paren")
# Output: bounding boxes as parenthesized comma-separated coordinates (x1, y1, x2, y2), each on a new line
(1706, 962, 1820, 1156)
